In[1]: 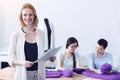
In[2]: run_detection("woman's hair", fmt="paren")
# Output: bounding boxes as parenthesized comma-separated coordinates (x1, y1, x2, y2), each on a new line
(19, 3, 39, 27)
(66, 37, 78, 68)
(66, 37, 79, 48)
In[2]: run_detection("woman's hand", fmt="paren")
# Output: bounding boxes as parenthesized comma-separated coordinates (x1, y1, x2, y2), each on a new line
(13, 59, 34, 67)
(22, 61, 34, 67)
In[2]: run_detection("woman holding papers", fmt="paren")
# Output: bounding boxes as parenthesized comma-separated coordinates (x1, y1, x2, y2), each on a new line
(56, 37, 80, 70)
(8, 3, 46, 80)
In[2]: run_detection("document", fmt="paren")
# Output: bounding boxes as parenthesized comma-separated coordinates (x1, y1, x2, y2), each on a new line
(34, 46, 62, 63)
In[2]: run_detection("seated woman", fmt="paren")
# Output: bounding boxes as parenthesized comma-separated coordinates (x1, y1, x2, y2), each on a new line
(56, 37, 80, 70)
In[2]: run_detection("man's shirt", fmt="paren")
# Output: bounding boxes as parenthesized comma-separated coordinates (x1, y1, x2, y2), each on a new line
(88, 52, 113, 69)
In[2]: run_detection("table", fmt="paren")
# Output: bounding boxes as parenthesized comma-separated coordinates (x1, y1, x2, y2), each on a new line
(0, 67, 14, 80)
(46, 74, 88, 80)
(0, 67, 101, 80)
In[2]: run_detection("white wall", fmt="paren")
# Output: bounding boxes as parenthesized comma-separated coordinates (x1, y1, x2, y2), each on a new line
(1, 0, 120, 69)
(0, 0, 4, 50)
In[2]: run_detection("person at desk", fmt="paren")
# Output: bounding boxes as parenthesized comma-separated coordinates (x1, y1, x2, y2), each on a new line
(7, 3, 49, 80)
(88, 38, 113, 73)
(56, 37, 80, 70)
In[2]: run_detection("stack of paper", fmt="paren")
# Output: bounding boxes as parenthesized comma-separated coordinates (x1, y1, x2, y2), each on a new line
(34, 46, 62, 62)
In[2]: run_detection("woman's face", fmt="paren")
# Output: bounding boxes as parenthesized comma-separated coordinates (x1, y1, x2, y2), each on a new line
(22, 8, 35, 26)
(67, 42, 78, 53)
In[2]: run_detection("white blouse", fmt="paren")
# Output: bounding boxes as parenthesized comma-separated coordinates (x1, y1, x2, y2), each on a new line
(8, 28, 45, 80)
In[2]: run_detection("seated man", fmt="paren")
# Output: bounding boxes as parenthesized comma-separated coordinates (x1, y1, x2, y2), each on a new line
(88, 38, 113, 72)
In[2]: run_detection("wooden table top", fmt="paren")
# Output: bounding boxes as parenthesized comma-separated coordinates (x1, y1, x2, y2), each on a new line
(0, 67, 101, 80)
(0, 67, 14, 80)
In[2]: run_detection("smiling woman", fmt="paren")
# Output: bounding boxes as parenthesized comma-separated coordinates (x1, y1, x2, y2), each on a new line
(7, 3, 46, 80)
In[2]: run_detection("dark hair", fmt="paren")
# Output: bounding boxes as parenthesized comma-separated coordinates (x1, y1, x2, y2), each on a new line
(97, 39, 108, 49)
(66, 37, 79, 48)
(66, 37, 78, 68)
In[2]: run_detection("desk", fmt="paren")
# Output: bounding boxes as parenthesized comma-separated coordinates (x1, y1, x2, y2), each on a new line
(0, 67, 14, 80)
(46, 74, 88, 80)
(0, 67, 101, 80)
(46, 74, 102, 80)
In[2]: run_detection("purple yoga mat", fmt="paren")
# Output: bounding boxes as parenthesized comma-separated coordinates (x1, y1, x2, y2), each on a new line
(82, 70, 120, 80)
(46, 70, 63, 75)
(46, 74, 61, 78)
(100, 63, 112, 75)
(46, 70, 63, 78)
(63, 69, 73, 77)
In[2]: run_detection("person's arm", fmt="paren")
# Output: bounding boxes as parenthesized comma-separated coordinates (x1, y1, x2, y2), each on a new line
(7, 32, 34, 67)
(12, 59, 34, 67)
(90, 68, 102, 74)
(88, 53, 102, 74)
(76, 60, 80, 68)
(75, 53, 81, 68)
(88, 53, 95, 69)
(56, 52, 64, 70)
(57, 59, 64, 70)
(7, 32, 18, 67)
(108, 53, 113, 65)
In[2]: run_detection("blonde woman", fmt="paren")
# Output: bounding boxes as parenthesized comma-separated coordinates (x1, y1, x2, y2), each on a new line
(8, 3, 46, 80)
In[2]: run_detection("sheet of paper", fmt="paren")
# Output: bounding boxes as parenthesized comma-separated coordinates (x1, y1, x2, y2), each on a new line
(34, 46, 62, 63)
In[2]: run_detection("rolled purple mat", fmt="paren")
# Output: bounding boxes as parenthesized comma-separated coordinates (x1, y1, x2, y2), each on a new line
(100, 63, 112, 75)
(46, 70, 63, 75)
(46, 70, 63, 78)
(82, 69, 120, 80)
(57, 70, 63, 75)
(82, 63, 120, 80)
(63, 69, 73, 77)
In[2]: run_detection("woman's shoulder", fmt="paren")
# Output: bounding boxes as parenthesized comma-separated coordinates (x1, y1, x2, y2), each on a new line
(10, 29, 20, 37)
(36, 28, 44, 34)
(36, 27, 44, 31)
(74, 52, 79, 56)
(57, 51, 65, 59)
